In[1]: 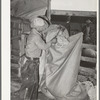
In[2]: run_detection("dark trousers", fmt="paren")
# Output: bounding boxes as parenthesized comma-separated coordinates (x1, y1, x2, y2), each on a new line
(19, 58, 39, 100)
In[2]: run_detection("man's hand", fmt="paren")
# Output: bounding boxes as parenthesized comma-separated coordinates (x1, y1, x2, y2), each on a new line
(51, 38, 57, 44)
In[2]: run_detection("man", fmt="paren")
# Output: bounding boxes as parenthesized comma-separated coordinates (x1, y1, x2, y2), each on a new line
(19, 16, 56, 100)
(82, 19, 92, 43)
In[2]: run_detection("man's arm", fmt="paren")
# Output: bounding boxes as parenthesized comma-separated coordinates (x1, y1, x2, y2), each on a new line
(35, 35, 52, 50)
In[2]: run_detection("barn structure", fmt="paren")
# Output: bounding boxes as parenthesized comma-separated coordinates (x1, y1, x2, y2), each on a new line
(11, 0, 97, 100)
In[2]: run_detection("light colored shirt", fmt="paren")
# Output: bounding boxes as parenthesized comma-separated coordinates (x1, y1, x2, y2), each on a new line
(25, 29, 51, 58)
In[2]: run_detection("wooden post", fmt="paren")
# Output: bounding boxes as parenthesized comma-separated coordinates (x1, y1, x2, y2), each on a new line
(47, 0, 51, 21)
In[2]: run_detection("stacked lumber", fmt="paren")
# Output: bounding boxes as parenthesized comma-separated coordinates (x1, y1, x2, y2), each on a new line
(78, 43, 96, 85)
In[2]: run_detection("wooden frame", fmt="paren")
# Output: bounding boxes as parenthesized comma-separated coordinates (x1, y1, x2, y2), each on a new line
(51, 10, 96, 17)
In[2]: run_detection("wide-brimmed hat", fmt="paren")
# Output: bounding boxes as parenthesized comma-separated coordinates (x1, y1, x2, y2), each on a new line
(38, 15, 51, 25)
(30, 16, 49, 30)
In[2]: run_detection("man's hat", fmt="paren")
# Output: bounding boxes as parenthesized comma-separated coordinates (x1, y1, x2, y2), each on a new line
(30, 16, 50, 28)
(38, 15, 51, 25)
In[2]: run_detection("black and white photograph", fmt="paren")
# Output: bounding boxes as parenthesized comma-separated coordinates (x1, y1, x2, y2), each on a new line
(2, 0, 98, 100)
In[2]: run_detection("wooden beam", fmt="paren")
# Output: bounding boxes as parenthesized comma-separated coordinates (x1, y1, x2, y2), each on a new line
(47, 0, 51, 20)
(51, 10, 96, 17)
(11, 35, 21, 40)
(79, 66, 95, 76)
(81, 56, 96, 63)
(82, 43, 96, 50)
(11, 63, 19, 68)
(11, 16, 30, 24)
